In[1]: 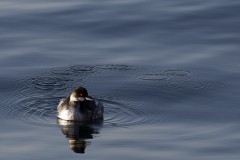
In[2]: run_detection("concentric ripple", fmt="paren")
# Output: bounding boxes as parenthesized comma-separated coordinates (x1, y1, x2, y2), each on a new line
(0, 66, 225, 127)
(31, 76, 71, 91)
(97, 96, 165, 127)
(0, 65, 98, 126)
(137, 70, 224, 91)
(95, 64, 139, 71)
(137, 70, 191, 81)
(2, 93, 60, 127)
(1, 64, 155, 127)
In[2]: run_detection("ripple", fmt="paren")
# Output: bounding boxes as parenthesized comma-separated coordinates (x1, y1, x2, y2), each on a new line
(204, 81, 225, 89)
(4, 94, 59, 127)
(31, 76, 70, 91)
(137, 70, 224, 92)
(137, 70, 191, 81)
(166, 80, 225, 91)
(1, 64, 156, 127)
(97, 96, 165, 127)
(137, 73, 168, 81)
(163, 70, 192, 78)
(167, 81, 205, 90)
(0, 65, 98, 126)
(3, 93, 164, 127)
(96, 64, 138, 71)
(1, 66, 225, 127)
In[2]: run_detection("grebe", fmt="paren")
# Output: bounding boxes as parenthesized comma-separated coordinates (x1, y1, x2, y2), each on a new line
(57, 87, 103, 121)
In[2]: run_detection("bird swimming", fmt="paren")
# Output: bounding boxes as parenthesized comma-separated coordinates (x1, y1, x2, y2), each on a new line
(57, 87, 104, 121)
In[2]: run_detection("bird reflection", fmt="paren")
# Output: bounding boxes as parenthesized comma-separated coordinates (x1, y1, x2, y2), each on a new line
(57, 119, 103, 154)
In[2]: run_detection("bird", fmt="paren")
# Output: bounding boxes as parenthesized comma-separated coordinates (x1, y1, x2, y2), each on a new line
(57, 87, 103, 122)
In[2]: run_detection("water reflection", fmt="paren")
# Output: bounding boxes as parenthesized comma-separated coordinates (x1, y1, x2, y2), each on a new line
(57, 119, 103, 154)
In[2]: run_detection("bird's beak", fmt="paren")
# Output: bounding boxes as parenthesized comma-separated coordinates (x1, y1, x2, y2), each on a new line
(76, 97, 93, 101)
(77, 97, 85, 101)
(85, 97, 93, 101)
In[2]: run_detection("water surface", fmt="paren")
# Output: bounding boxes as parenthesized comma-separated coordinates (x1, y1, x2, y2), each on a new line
(0, 0, 240, 159)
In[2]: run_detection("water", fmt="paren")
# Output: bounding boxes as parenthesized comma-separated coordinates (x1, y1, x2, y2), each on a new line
(0, 0, 240, 159)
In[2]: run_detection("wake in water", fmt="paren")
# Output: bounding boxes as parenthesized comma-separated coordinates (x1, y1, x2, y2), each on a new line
(0, 65, 143, 126)
(0, 65, 224, 127)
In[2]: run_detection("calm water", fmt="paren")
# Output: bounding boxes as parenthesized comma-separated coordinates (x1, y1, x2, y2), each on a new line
(1, 0, 240, 159)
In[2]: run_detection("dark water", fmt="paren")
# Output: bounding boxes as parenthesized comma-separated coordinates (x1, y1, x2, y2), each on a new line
(1, 0, 240, 159)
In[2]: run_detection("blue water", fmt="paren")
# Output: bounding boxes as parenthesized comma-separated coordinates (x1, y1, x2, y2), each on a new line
(1, 0, 240, 159)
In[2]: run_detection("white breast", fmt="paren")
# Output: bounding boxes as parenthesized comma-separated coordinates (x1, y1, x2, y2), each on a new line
(57, 102, 84, 121)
